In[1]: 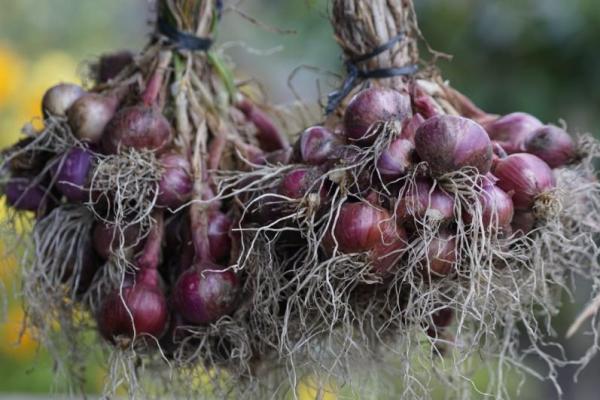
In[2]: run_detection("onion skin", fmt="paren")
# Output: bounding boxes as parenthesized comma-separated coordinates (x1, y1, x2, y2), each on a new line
(295, 126, 342, 165)
(523, 125, 575, 168)
(465, 181, 514, 229)
(42, 83, 85, 117)
(92, 222, 139, 260)
(415, 115, 493, 175)
(173, 262, 240, 325)
(96, 51, 134, 83)
(493, 153, 555, 210)
(396, 179, 455, 226)
(421, 231, 457, 277)
(511, 210, 536, 236)
(278, 168, 324, 200)
(237, 99, 289, 152)
(102, 105, 173, 154)
(376, 138, 415, 180)
(344, 87, 412, 144)
(68, 92, 120, 144)
(97, 269, 168, 343)
(400, 113, 425, 142)
(4, 178, 47, 211)
(51, 147, 94, 202)
(483, 112, 543, 154)
(207, 211, 232, 263)
(157, 153, 193, 208)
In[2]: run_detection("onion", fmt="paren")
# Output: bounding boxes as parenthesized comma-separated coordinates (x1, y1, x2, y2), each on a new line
(295, 126, 343, 165)
(97, 268, 168, 343)
(420, 231, 457, 277)
(511, 210, 536, 236)
(92, 222, 140, 260)
(483, 112, 543, 154)
(328, 202, 408, 275)
(400, 113, 425, 142)
(50, 147, 94, 202)
(157, 153, 193, 208)
(102, 104, 173, 154)
(415, 115, 493, 175)
(396, 179, 455, 226)
(493, 153, 555, 210)
(96, 51, 134, 83)
(207, 211, 232, 263)
(97, 214, 168, 343)
(68, 92, 122, 144)
(343, 87, 412, 144)
(42, 83, 85, 117)
(426, 307, 454, 337)
(522, 125, 575, 168)
(173, 261, 240, 325)
(237, 99, 289, 151)
(61, 241, 101, 294)
(278, 168, 324, 200)
(376, 138, 415, 180)
(465, 181, 514, 229)
(4, 177, 47, 211)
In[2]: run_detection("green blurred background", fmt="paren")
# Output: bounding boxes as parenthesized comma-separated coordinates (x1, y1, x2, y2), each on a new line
(0, 0, 598, 398)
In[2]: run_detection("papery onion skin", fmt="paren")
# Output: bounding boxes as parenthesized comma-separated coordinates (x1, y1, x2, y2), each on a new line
(278, 168, 324, 200)
(344, 87, 412, 144)
(4, 178, 47, 211)
(400, 113, 425, 142)
(207, 211, 232, 263)
(396, 179, 455, 226)
(173, 262, 240, 325)
(511, 210, 536, 236)
(493, 153, 555, 210)
(483, 112, 543, 154)
(51, 147, 94, 202)
(102, 105, 173, 154)
(465, 181, 514, 229)
(97, 269, 168, 343)
(68, 93, 121, 144)
(523, 125, 575, 168)
(92, 222, 140, 260)
(421, 231, 457, 277)
(415, 115, 493, 175)
(376, 138, 415, 180)
(42, 83, 86, 117)
(295, 126, 342, 165)
(157, 153, 193, 208)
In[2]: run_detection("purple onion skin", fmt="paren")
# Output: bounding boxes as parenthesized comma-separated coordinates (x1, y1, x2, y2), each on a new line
(92, 222, 140, 260)
(42, 83, 85, 117)
(50, 147, 94, 202)
(493, 153, 555, 210)
(512, 210, 536, 236)
(523, 125, 575, 168)
(5, 178, 47, 211)
(422, 231, 457, 277)
(376, 138, 415, 180)
(98, 270, 168, 343)
(296, 126, 343, 165)
(344, 87, 412, 144)
(278, 168, 324, 200)
(396, 179, 455, 226)
(400, 113, 425, 142)
(207, 211, 232, 263)
(466, 182, 514, 228)
(483, 112, 543, 154)
(173, 262, 240, 325)
(102, 105, 173, 154)
(415, 115, 493, 175)
(157, 153, 193, 208)
(97, 51, 134, 83)
(68, 93, 120, 144)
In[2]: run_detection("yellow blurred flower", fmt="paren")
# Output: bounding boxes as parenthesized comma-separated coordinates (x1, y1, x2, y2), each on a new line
(0, 304, 37, 361)
(0, 239, 18, 283)
(297, 377, 338, 400)
(0, 43, 25, 110)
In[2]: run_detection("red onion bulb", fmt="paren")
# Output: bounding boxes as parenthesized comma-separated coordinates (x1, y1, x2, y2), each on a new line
(493, 153, 555, 210)
(173, 261, 240, 325)
(343, 87, 412, 145)
(102, 105, 173, 154)
(483, 112, 543, 154)
(420, 231, 457, 277)
(50, 147, 94, 202)
(415, 115, 493, 175)
(97, 268, 168, 343)
(396, 179, 455, 226)
(511, 210, 536, 236)
(465, 181, 514, 229)
(278, 168, 324, 200)
(4, 177, 47, 211)
(376, 138, 415, 180)
(296, 126, 342, 165)
(522, 125, 575, 168)
(92, 222, 140, 260)
(157, 153, 193, 208)
(207, 211, 232, 263)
